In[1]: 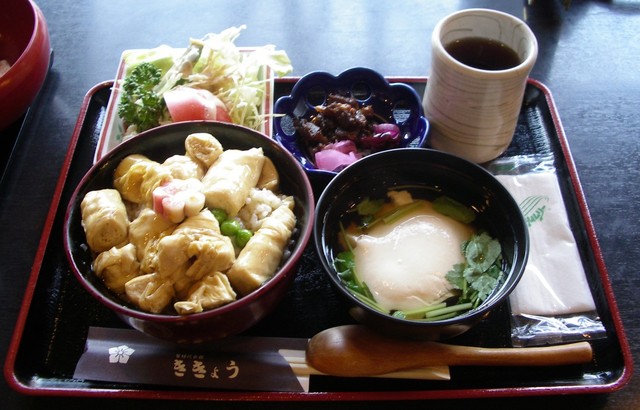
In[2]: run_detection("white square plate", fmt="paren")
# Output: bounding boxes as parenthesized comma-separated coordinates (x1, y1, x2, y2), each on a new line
(95, 48, 274, 162)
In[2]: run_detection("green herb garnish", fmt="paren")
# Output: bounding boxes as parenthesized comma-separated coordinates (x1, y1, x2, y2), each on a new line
(364, 200, 421, 228)
(356, 197, 383, 216)
(334, 250, 387, 313)
(118, 62, 165, 132)
(432, 195, 476, 224)
(445, 232, 505, 308)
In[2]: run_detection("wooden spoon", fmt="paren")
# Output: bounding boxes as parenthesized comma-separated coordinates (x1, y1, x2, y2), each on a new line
(306, 325, 593, 377)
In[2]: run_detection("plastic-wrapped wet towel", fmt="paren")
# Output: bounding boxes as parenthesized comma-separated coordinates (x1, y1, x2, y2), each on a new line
(495, 172, 605, 346)
(496, 172, 595, 316)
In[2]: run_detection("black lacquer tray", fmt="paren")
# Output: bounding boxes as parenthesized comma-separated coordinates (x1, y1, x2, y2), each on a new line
(4, 78, 632, 401)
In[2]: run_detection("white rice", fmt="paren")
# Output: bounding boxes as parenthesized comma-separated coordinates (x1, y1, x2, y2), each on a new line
(237, 188, 284, 231)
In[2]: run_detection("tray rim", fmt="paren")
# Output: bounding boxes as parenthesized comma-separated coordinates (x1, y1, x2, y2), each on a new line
(3, 78, 634, 401)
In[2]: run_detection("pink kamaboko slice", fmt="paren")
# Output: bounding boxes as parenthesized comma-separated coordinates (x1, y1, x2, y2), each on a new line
(153, 178, 206, 223)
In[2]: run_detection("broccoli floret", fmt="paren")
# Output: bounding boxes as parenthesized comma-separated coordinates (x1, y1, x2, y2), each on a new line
(118, 62, 165, 132)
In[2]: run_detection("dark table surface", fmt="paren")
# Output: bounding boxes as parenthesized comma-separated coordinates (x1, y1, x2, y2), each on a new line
(1, 0, 638, 409)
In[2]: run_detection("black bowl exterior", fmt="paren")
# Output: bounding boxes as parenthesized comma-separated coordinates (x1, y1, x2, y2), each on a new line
(314, 148, 529, 340)
(64, 121, 315, 343)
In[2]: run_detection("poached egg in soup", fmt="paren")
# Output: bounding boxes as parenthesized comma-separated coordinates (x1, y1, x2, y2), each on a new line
(348, 198, 475, 312)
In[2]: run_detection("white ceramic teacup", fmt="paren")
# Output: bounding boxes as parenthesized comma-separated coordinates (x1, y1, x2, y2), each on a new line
(423, 8, 538, 164)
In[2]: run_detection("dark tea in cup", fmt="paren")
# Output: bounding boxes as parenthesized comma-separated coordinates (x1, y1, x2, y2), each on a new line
(445, 37, 521, 71)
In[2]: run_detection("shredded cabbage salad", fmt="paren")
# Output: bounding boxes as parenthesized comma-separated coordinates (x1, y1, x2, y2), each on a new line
(119, 25, 293, 136)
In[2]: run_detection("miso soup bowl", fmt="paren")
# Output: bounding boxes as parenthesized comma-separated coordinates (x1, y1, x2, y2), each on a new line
(0, 0, 51, 131)
(64, 121, 314, 344)
(314, 148, 529, 340)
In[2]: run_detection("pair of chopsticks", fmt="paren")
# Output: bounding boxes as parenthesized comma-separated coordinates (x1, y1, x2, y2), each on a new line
(278, 349, 450, 392)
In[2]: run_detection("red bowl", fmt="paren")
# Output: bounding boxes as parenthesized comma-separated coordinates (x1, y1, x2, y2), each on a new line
(64, 121, 315, 344)
(0, 0, 51, 131)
